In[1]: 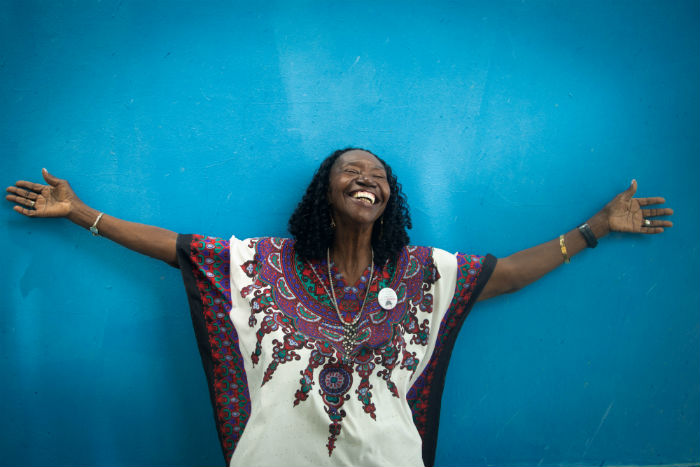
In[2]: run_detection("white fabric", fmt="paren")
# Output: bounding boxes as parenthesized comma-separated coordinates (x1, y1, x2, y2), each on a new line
(227, 236, 460, 467)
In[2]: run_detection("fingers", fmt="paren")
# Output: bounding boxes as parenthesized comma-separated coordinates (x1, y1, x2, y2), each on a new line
(6, 185, 39, 200)
(638, 197, 667, 206)
(5, 184, 41, 216)
(12, 204, 37, 217)
(639, 205, 673, 234)
(639, 213, 673, 233)
(42, 168, 61, 186)
(642, 207, 674, 217)
(5, 192, 37, 206)
(6, 187, 39, 214)
(14, 180, 45, 193)
(642, 219, 673, 229)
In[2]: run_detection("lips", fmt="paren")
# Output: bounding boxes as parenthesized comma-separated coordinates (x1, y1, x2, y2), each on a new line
(349, 190, 377, 205)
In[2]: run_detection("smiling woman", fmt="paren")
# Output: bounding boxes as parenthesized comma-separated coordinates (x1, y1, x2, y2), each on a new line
(4, 148, 673, 467)
(288, 148, 412, 275)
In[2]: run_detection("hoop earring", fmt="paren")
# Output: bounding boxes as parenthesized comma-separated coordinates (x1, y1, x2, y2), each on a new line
(330, 216, 336, 229)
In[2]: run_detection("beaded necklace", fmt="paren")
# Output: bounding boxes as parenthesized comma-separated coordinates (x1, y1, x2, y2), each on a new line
(307, 248, 374, 360)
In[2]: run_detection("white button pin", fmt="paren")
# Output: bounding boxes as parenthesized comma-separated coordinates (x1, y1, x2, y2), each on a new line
(378, 287, 398, 310)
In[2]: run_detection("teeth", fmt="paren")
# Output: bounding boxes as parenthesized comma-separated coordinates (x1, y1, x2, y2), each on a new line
(352, 191, 375, 204)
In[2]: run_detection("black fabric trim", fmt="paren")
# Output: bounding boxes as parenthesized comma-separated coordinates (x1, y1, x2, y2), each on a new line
(421, 253, 497, 467)
(176, 233, 226, 464)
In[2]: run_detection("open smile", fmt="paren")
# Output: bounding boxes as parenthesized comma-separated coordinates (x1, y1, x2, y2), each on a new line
(348, 190, 377, 206)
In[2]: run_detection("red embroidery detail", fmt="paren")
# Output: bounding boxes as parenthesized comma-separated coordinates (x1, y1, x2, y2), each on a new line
(189, 235, 250, 464)
(406, 253, 484, 440)
(242, 238, 435, 455)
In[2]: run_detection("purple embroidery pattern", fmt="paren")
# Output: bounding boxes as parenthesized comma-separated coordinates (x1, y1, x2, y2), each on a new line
(240, 238, 439, 455)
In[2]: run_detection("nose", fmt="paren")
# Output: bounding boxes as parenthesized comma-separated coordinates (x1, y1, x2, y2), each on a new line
(356, 172, 376, 187)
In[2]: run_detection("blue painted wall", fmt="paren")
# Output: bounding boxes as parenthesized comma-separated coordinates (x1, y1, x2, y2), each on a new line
(1, 1, 698, 466)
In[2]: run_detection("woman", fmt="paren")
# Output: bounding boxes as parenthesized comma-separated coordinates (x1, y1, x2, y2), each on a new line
(5, 148, 673, 467)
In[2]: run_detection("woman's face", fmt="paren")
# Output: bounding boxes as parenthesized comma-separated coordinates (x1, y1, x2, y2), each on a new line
(327, 150, 390, 228)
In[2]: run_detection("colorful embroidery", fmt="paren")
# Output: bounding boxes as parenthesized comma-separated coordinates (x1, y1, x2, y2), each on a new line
(188, 235, 251, 463)
(183, 233, 490, 466)
(318, 359, 354, 453)
(243, 238, 436, 455)
(406, 253, 485, 440)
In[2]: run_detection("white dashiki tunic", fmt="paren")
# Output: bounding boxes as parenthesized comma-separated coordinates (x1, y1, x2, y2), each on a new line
(177, 234, 495, 467)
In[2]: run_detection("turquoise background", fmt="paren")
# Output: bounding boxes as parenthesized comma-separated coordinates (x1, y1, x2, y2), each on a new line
(1, 1, 698, 466)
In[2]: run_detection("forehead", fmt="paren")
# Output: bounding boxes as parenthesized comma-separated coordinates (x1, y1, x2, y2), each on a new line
(333, 150, 385, 171)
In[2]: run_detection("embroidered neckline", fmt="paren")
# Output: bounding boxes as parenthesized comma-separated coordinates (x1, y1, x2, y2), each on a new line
(241, 238, 435, 456)
(306, 249, 375, 361)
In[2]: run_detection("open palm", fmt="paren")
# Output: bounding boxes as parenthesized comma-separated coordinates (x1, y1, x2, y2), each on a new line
(6, 169, 77, 218)
(605, 180, 673, 234)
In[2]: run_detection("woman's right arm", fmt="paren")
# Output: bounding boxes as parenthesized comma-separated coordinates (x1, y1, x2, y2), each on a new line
(6, 169, 179, 268)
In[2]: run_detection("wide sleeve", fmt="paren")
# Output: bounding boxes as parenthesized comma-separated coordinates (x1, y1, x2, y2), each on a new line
(176, 234, 251, 465)
(407, 251, 497, 467)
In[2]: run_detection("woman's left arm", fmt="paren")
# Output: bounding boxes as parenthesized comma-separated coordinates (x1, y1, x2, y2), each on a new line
(478, 180, 673, 301)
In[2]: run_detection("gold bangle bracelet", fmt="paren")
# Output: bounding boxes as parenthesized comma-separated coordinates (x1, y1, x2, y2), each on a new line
(559, 234, 570, 264)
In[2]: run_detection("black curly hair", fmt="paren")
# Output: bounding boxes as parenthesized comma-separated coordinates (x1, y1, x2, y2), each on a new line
(288, 148, 412, 267)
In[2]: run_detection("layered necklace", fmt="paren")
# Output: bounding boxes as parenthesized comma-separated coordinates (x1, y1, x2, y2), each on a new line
(307, 248, 374, 361)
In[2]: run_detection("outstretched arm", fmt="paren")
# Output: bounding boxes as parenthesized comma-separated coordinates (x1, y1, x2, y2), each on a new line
(478, 180, 673, 301)
(6, 169, 179, 268)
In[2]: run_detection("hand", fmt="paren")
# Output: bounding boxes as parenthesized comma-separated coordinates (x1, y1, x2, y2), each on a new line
(603, 180, 673, 234)
(6, 169, 79, 218)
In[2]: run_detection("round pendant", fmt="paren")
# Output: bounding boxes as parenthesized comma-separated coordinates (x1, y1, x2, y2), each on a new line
(378, 287, 398, 310)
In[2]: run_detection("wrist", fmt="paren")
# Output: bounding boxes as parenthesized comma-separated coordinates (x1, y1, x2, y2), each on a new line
(67, 201, 98, 230)
(586, 211, 611, 240)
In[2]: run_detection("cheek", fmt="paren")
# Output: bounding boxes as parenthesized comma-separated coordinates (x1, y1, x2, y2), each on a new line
(383, 184, 391, 202)
(327, 178, 341, 201)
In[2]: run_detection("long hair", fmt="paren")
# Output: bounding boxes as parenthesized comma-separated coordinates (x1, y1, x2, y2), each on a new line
(288, 148, 412, 267)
